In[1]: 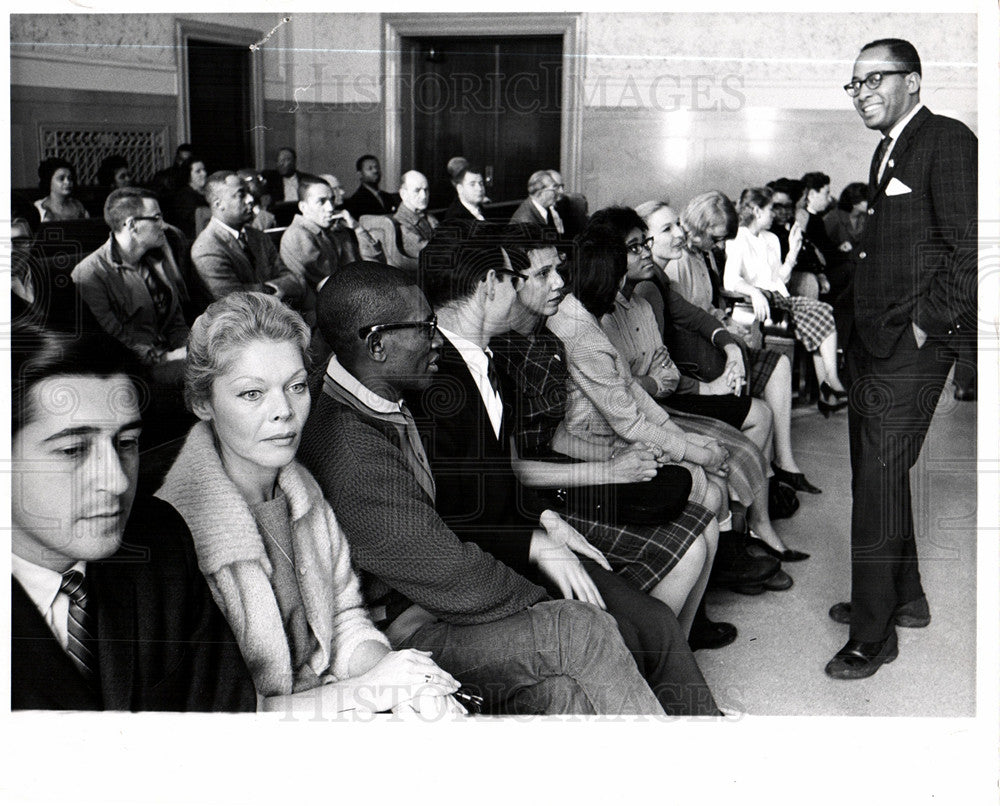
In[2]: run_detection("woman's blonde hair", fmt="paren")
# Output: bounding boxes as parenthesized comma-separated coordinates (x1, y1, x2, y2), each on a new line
(184, 291, 311, 411)
(680, 191, 738, 242)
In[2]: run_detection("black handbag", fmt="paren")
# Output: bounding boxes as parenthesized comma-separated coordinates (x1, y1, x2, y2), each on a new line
(525, 463, 693, 526)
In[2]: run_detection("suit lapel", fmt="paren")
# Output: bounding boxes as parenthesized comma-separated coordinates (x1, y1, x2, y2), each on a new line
(439, 336, 504, 452)
(11, 577, 101, 708)
(871, 106, 932, 201)
(90, 560, 136, 711)
(217, 225, 256, 281)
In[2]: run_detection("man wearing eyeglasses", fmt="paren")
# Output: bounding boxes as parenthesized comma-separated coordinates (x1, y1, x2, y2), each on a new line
(826, 39, 977, 681)
(298, 260, 675, 715)
(510, 170, 564, 235)
(72, 187, 190, 385)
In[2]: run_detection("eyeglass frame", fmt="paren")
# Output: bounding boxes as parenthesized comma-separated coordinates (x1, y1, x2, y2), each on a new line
(843, 70, 912, 97)
(130, 213, 164, 224)
(625, 236, 655, 255)
(493, 267, 529, 288)
(357, 313, 438, 341)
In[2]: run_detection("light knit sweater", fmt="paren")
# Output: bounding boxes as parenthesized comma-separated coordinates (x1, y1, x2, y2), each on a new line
(157, 421, 389, 697)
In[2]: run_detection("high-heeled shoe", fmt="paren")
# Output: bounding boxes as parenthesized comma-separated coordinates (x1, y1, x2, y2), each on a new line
(820, 381, 848, 400)
(771, 463, 822, 494)
(746, 533, 810, 562)
(818, 397, 848, 418)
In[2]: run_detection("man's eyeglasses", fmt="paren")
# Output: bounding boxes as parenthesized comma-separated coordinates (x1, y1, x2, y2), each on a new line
(625, 237, 655, 255)
(358, 313, 438, 341)
(495, 268, 528, 288)
(843, 70, 910, 97)
(131, 214, 164, 224)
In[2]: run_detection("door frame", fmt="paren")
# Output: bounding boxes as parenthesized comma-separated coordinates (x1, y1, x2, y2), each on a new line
(382, 13, 584, 194)
(175, 18, 265, 168)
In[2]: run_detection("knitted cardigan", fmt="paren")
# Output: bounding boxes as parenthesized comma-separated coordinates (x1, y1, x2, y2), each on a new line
(157, 421, 390, 697)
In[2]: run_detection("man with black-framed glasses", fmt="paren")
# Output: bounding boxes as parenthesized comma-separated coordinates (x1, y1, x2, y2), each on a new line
(826, 38, 977, 681)
(72, 187, 190, 385)
(298, 260, 672, 715)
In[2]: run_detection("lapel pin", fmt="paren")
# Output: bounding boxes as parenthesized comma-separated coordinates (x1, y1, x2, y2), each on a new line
(888, 159, 895, 168)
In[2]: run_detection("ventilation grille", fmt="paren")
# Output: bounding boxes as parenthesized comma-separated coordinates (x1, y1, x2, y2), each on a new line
(39, 126, 169, 184)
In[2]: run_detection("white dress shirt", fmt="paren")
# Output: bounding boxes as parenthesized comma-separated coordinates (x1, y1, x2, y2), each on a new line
(11, 554, 87, 650)
(440, 327, 503, 439)
(878, 101, 924, 182)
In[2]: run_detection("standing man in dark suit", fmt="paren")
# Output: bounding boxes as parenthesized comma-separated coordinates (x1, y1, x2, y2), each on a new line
(509, 170, 564, 234)
(344, 155, 399, 219)
(826, 39, 977, 679)
(10, 325, 256, 711)
(191, 171, 303, 305)
(260, 146, 305, 204)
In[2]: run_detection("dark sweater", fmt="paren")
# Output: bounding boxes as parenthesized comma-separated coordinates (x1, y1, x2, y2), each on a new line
(298, 381, 546, 626)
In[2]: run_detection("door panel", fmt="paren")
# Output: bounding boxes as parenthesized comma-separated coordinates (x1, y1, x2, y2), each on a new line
(187, 38, 253, 173)
(402, 35, 562, 207)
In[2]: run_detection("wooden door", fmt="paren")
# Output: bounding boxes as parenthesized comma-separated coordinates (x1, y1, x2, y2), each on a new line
(401, 35, 562, 207)
(187, 38, 253, 173)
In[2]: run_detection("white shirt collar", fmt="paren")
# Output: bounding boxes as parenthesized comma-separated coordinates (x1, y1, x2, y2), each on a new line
(887, 101, 924, 142)
(11, 554, 85, 616)
(530, 196, 550, 219)
(460, 199, 484, 220)
(324, 355, 404, 415)
(439, 326, 490, 366)
(212, 216, 244, 241)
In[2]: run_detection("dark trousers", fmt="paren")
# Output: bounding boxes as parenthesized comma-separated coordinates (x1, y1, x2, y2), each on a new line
(580, 561, 719, 716)
(845, 326, 954, 642)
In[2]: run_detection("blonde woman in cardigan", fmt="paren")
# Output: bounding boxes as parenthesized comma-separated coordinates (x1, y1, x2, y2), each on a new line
(158, 292, 463, 716)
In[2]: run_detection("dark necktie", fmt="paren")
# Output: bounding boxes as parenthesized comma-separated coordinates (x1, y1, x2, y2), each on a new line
(870, 136, 893, 190)
(484, 349, 502, 397)
(60, 569, 97, 686)
(236, 229, 250, 258)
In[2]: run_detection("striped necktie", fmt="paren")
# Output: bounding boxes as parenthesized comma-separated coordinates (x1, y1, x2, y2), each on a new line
(60, 569, 97, 686)
(870, 136, 893, 189)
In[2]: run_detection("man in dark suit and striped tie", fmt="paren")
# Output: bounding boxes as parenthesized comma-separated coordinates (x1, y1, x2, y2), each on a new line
(826, 38, 977, 680)
(10, 325, 256, 711)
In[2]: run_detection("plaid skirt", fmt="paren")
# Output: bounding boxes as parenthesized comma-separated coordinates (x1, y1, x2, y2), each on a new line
(562, 500, 714, 592)
(665, 408, 768, 508)
(747, 347, 783, 398)
(770, 295, 835, 352)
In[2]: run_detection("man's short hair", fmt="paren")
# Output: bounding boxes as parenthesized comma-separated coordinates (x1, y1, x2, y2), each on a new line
(278, 146, 297, 159)
(204, 171, 238, 206)
(861, 38, 921, 77)
(767, 178, 804, 203)
(316, 262, 413, 360)
(801, 172, 831, 192)
(296, 173, 330, 202)
(418, 221, 509, 309)
(176, 143, 193, 155)
(527, 170, 553, 196)
(12, 322, 143, 435)
(356, 154, 379, 171)
(104, 187, 159, 232)
(451, 164, 483, 186)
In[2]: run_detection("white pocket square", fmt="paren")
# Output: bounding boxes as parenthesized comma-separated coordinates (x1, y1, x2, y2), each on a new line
(885, 177, 912, 196)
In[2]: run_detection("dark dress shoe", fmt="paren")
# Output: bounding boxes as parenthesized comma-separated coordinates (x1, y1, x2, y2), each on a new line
(824, 632, 898, 680)
(829, 597, 931, 628)
(731, 568, 793, 595)
(746, 535, 810, 562)
(708, 530, 780, 588)
(771, 463, 822, 494)
(688, 619, 738, 651)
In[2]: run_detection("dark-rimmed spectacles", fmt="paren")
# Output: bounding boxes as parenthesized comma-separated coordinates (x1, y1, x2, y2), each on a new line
(625, 237, 655, 255)
(843, 70, 910, 97)
(358, 313, 438, 341)
(131, 214, 164, 224)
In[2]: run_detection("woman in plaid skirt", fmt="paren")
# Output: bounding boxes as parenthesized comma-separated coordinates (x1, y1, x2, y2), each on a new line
(725, 187, 849, 416)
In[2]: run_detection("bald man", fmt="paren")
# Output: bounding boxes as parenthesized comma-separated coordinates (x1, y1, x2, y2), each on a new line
(393, 170, 439, 259)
